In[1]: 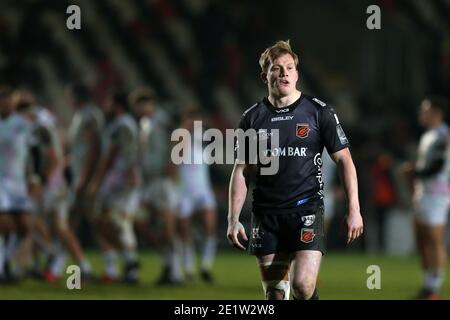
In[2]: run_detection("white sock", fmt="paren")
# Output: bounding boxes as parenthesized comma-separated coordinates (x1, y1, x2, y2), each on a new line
(50, 252, 67, 276)
(104, 250, 118, 277)
(182, 242, 195, 275)
(0, 237, 5, 276)
(424, 270, 444, 293)
(48, 241, 64, 274)
(80, 258, 92, 274)
(201, 237, 217, 271)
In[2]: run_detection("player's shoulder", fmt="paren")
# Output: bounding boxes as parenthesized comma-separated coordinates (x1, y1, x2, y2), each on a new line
(302, 94, 330, 110)
(241, 101, 262, 119)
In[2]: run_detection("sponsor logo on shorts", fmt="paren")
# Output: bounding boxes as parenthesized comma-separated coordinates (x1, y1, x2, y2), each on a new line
(296, 123, 310, 138)
(300, 228, 316, 243)
(301, 214, 315, 227)
(252, 227, 262, 239)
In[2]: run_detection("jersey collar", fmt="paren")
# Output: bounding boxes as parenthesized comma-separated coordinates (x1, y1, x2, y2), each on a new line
(262, 94, 304, 115)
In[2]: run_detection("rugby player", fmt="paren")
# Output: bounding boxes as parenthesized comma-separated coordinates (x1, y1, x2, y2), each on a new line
(129, 87, 182, 285)
(0, 86, 34, 282)
(88, 92, 141, 284)
(177, 107, 218, 283)
(227, 40, 364, 300)
(411, 97, 450, 299)
(14, 90, 93, 282)
(67, 83, 104, 226)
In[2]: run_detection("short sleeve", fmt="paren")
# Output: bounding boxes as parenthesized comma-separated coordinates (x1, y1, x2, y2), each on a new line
(320, 105, 350, 154)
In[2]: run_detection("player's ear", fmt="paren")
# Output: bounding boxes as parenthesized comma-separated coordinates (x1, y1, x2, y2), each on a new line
(260, 72, 268, 84)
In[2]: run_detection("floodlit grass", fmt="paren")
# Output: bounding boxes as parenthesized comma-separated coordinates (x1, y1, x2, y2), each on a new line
(1, 251, 448, 300)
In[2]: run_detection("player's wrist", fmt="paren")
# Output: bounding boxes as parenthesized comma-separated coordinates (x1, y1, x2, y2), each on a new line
(227, 215, 240, 225)
(347, 207, 361, 217)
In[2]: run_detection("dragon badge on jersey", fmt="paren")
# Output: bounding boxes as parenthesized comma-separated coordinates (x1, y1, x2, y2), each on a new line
(301, 228, 316, 243)
(296, 123, 310, 139)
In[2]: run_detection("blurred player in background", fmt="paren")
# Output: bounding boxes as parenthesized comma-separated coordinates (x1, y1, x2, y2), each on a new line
(88, 92, 141, 284)
(67, 83, 104, 227)
(0, 85, 34, 282)
(177, 107, 218, 283)
(14, 89, 93, 282)
(129, 87, 182, 285)
(227, 40, 363, 300)
(409, 97, 450, 300)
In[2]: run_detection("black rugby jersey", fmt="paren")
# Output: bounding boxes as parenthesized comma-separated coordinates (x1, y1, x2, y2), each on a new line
(236, 94, 350, 214)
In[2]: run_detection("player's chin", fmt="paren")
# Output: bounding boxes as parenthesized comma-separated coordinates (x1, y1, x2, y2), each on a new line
(278, 86, 293, 96)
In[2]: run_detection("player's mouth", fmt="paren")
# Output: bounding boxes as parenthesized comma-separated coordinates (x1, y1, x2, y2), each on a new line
(279, 79, 290, 87)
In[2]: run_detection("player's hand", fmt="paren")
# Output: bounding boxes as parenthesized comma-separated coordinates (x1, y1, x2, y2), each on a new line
(344, 211, 364, 244)
(227, 220, 248, 251)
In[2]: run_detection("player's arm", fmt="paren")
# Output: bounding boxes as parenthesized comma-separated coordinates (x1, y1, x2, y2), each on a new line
(330, 148, 363, 244)
(39, 127, 60, 183)
(227, 160, 249, 250)
(27, 138, 42, 199)
(77, 121, 101, 194)
(88, 143, 119, 196)
(318, 101, 363, 244)
(166, 146, 179, 180)
(88, 126, 125, 195)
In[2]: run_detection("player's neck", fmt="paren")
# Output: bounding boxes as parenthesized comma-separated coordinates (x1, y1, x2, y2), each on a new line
(427, 119, 443, 130)
(268, 90, 301, 108)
